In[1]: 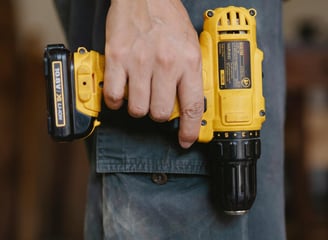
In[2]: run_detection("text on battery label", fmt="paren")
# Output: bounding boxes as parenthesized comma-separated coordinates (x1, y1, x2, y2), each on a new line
(52, 61, 66, 127)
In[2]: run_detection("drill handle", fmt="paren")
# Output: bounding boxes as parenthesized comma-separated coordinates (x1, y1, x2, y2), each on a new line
(169, 30, 215, 143)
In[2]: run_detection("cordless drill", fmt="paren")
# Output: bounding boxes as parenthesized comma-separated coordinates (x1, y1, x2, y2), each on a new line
(44, 6, 265, 215)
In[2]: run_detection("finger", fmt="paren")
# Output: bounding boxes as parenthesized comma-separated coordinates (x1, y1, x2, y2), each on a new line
(149, 60, 178, 122)
(177, 65, 203, 149)
(103, 52, 127, 110)
(127, 60, 152, 118)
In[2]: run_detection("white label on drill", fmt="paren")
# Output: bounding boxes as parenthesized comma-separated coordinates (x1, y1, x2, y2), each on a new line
(218, 41, 251, 89)
(52, 61, 66, 127)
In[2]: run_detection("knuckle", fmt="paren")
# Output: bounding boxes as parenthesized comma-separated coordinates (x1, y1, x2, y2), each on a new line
(150, 109, 171, 122)
(155, 51, 175, 69)
(107, 45, 128, 62)
(103, 89, 123, 108)
(129, 104, 148, 118)
(185, 45, 201, 68)
(181, 101, 204, 120)
(134, 51, 149, 66)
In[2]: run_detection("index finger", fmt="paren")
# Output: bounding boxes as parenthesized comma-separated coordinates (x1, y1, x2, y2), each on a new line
(177, 67, 203, 148)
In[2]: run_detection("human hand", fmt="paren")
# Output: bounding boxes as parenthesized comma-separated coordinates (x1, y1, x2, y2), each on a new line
(103, 0, 203, 148)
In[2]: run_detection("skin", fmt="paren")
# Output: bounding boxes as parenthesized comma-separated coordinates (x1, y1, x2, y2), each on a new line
(103, 0, 204, 148)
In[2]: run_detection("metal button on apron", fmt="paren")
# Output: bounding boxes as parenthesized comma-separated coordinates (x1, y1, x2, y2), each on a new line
(151, 173, 168, 185)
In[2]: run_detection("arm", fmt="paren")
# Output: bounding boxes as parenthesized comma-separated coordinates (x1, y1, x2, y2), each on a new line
(103, 0, 203, 148)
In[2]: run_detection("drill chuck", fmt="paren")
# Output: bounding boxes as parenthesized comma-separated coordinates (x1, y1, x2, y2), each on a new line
(210, 131, 261, 215)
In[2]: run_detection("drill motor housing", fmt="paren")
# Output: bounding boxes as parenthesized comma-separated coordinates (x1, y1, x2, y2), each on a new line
(44, 6, 265, 214)
(198, 7, 265, 215)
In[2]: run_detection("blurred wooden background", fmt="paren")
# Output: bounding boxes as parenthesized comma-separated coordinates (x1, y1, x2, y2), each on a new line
(0, 2, 89, 239)
(0, 0, 327, 240)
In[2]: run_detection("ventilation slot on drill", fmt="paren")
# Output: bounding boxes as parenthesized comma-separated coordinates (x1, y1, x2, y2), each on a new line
(218, 11, 248, 35)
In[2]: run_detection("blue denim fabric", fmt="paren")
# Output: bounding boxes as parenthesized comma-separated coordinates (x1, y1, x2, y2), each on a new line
(54, 0, 286, 239)
(84, 163, 285, 240)
(84, 170, 245, 240)
(96, 124, 208, 174)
